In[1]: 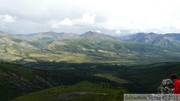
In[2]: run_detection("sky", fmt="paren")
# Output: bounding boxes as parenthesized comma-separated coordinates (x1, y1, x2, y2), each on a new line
(0, 0, 180, 35)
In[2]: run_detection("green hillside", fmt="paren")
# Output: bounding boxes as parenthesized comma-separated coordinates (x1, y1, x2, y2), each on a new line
(1, 31, 180, 65)
(117, 62, 180, 93)
(1, 31, 180, 101)
(0, 62, 124, 101)
(11, 81, 126, 101)
(0, 62, 60, 101)
(6, 62, 180, 101)
(44, 38, 180, 64)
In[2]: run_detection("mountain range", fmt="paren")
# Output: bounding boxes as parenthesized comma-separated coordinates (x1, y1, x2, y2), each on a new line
(1, 30, 180, 101)
(120, 32, 180, 50)
(1, 31, 180, 67)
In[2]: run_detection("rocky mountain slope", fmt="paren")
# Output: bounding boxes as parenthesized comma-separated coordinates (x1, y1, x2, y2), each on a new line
(0, 31, 180, 66)
(120, 32, 180, 50)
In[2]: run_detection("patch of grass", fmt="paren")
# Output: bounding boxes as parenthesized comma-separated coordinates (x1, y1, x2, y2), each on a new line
(95, 73, 129, 84)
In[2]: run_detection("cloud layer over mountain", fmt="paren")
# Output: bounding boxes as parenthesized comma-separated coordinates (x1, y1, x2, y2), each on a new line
(1, 0, 180, 35)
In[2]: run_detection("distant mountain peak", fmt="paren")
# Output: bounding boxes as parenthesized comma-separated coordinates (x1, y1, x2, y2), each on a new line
(81, 31, 115, 40)
(17, 31, 80, 40)
(136, 32, 158, 35)
(83, 31, 102, 35)
(39, 31, 59, 35)
(148, 32, 157, 34)
(38, 31, 77, 36)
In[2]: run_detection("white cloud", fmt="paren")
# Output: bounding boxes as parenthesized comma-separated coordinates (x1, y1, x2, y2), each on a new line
(86, 0, 180, 34)
(115, 30, 121, 34)
(0, 14, 16, 23)
(1, 0, 180, 34)
(51, 13, 96, 28)
(59, 18, 73, 26)
(96, 30, 101, 33)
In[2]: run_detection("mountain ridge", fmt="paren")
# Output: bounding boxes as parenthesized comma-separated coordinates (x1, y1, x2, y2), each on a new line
(121, 32, 180, 49)
(17, 31, 80, 40)
(80, 31, 116, 40)
(1, 31, 180, 65)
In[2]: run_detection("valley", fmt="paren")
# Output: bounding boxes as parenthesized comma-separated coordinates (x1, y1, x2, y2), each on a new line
(1, 0, 180, 101)
(1, 31, 180, 65)
(1, 62, 180, 101)
(1, 31, 180, 101)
